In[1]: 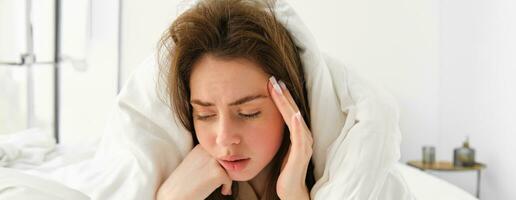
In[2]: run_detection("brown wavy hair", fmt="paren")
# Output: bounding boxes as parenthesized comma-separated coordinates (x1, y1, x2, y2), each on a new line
(158, 0, 315, 199)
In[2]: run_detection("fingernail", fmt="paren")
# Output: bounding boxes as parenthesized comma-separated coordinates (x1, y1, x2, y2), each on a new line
(278, 80, 287, 90)
(269, 76, 283, 95)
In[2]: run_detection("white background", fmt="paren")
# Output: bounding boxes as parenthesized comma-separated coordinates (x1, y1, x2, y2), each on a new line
(1, 0, 514, 199)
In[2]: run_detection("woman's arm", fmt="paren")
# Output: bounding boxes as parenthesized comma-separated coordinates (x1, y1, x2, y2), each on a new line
(156, 145, 233, 200)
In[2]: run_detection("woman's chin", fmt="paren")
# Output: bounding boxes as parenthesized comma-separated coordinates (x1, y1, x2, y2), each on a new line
(229, 172, 254, 181)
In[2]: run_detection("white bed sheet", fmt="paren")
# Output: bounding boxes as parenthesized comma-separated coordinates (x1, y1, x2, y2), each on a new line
(1, 144, 478, 200)
(397, 163, 478, 200)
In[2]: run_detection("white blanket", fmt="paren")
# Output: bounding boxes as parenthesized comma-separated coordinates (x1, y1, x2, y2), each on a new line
(0, 129, 56, 169)
(0, 167, 89, 200)
(63, 0, 414, 199)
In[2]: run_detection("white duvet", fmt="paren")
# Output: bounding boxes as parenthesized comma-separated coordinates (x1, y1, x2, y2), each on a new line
(4, 0, 415, 199)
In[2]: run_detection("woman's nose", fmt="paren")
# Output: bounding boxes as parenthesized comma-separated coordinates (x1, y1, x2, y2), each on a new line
(215, 117, 241, 146)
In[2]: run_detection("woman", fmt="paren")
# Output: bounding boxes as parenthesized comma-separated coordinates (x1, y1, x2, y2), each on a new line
(156, 0, 315, 199)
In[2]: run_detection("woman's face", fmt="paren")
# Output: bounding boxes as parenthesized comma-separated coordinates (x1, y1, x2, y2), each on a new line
(189, 54, 285, 181)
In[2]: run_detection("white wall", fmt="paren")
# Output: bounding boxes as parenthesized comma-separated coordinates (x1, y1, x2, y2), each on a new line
(119, 0, 179, 86)
(59, 0, 119, 144)
(437, 0, 516, 199)
(287, 0, 441, 168)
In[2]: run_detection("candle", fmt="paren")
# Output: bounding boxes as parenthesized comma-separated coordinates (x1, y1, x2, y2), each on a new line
(422, 146, 435, 164)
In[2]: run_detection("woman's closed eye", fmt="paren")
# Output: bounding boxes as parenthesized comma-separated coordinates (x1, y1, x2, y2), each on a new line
(239, 111, 261, 119)
(194, 111, 262, 121)
(195, 114, 215, 121)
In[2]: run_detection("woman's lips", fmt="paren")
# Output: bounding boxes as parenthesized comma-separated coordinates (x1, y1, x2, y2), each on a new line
(218, 158, 250, 171)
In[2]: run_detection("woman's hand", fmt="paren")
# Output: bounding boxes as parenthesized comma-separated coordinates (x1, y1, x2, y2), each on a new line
(268, 76, 313, 200)
(157, 145, 233, 200)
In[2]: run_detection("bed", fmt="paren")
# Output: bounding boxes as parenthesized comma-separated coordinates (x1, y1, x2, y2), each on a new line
(0, 130, 478, 200)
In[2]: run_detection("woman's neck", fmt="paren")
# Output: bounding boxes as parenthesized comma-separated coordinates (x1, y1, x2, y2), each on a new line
(248, 162, 273, 199)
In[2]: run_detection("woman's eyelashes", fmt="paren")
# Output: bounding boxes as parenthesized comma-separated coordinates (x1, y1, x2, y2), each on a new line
(194, 111, 262, 121)
(194, 114, 215, 121)
(239, 111, 261, 119)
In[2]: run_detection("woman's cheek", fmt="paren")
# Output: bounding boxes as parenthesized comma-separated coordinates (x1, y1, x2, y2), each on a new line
(248, 118, 284, 154)
(194, 123, 216, 147)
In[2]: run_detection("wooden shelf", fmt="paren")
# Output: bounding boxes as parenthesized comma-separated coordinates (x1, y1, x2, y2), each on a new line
(407, 160, 486, 171)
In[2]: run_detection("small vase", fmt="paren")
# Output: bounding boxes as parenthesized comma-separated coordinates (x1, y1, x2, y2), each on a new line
(453, 137, 475, 167)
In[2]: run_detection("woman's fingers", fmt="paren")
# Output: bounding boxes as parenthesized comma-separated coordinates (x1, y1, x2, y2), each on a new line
(281, 144, 291, 171)
(213, 158, 233, 196)
(290, 111, 312, 160)
(268, 76, 313, 156)
(290, 111, 303, 146)
(220, 175, 232, 195)
(278, 80, 300, 112)
(268, 76, 298, 128)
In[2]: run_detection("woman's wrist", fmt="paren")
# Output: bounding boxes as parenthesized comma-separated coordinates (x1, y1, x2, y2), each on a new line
(279, 185, 310, 200)
(156, 187, 172, 200)
(156, 185, 188, 200)
(297, 186, 310, 200)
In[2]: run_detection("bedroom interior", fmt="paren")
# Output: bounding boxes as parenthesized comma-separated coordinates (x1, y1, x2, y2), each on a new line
(1, 0, 514, 199)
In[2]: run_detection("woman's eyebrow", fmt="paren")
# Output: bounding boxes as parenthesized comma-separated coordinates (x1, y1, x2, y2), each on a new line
(190, 94, 267, 107)
(228, 94, 267, 106)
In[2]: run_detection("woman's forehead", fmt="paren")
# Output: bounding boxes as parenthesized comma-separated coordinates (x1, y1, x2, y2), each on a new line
(190, 54, 268, 80)
(189, 54, 271, 105)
